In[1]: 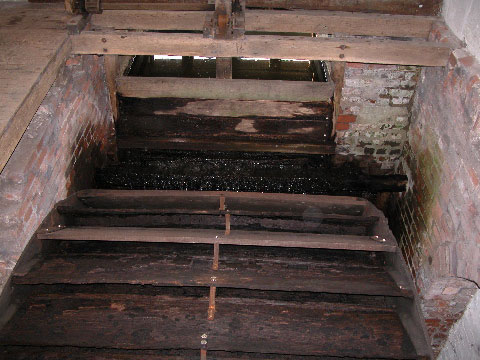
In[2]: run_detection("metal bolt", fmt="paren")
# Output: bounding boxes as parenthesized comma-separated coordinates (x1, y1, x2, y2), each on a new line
(211, 276, 217, 282)
(201, 340, 207, 345)
(201, 333, 208, 339)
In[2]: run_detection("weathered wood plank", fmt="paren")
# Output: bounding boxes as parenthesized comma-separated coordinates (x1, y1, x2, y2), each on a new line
(12, 248, 410, 296)
(97, 0, 441, 16)
(75, 189, 369, 215)
(116, 77, 334, 102)
(118, 115, 332, 144)
(117, 137, 336, 154)
(72, 31, 452, 66)
(0, 346, 390, 360)
(92, 10, 437, 39)
(57, 205, 378, 235)
(0, 12, 71, 173)
(37, 227, 397, 251)
(120, 97, 331, 119)
(0, 291, 416, 358)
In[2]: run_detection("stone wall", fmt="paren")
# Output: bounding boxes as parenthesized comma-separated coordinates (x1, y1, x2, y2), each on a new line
(335, 63, 419, 172)
(0, 55, 116, 293)
(389, 48, 480, 356)
(443, 0, 480, 60)
(438, 290, 480, 359)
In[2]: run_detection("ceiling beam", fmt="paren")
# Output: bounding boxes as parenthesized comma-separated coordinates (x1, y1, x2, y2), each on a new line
(91, 10, 438, 39)
(72, 31, 451, 66)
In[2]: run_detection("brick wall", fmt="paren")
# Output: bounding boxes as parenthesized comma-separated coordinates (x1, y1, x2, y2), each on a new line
(0, 55, 116, 293)
(389, 48, 480, 356)
(335, 63, 420, 172)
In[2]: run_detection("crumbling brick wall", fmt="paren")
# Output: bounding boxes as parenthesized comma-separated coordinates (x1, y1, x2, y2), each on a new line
(390, 48, 480, 355)
(335, 63, 420, 172)
(0, 55, 116, 293)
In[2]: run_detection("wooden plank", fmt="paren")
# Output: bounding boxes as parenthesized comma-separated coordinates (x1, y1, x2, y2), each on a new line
(92, 10, 437, 39)
(119, 97, 332, 120)
(117, 115, 332, 145)
(12, 249, 410, 297)
(0, 38, 71, 173)
(117, 136, 336, 154)
(75, 189, 369, 214)
(116, 77, 334, 102)
(91, 10, 209, 30)
(72, 31, 452, 66)
(248, 0, 441, 15)
(0, 347, 381, 360)
(97, 0, 440, 16)
(58, 205, 378, 226)
(246, 10, 437, 38)
(0, 291, 416, 358)
(57, 206, 378, 236)
(0, 3, 71, 171)
(37, 227, 397, 251)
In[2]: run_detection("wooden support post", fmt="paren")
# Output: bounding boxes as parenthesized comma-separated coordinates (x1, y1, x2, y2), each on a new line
(104, 55, 120, 122)
(212, 243, 219, 270)
(225, 213, 231, 235)
(200, 348, 207, 360)
(216, 58, 232, 79)
(330, 61, 345, 137)
(219, 195, 225, 211)
(215, 0, 232, 39)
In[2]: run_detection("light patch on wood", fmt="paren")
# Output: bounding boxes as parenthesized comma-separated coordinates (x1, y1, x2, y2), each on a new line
(235, 119, 257, 133)
(110, 302, 126, 311)
(153, 100, 317, 118)
(287, 127, 315, 134)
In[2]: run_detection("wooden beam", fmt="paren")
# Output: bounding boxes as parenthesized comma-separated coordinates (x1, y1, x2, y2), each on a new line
(91, 10, 438, 39)
(38, 227, 397, 251)
(116, 77, 334, 102)
(117, 137, 336, 154)
(72, 31, 452, 66)
(246, 0, 441, 15)
(74, 189, 369, 216)
(247, 10, 437, 39)
(97, 0, 441, 16)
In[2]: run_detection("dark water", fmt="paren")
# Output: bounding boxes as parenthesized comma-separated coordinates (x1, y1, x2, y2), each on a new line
(96, 150, 406, 197)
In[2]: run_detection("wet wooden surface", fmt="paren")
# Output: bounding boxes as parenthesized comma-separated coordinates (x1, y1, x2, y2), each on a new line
(13, 243, 411, 297)
(118, 97, 334, 153)
(0, 346, 400, 360)
(0, 286, 417, 358)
